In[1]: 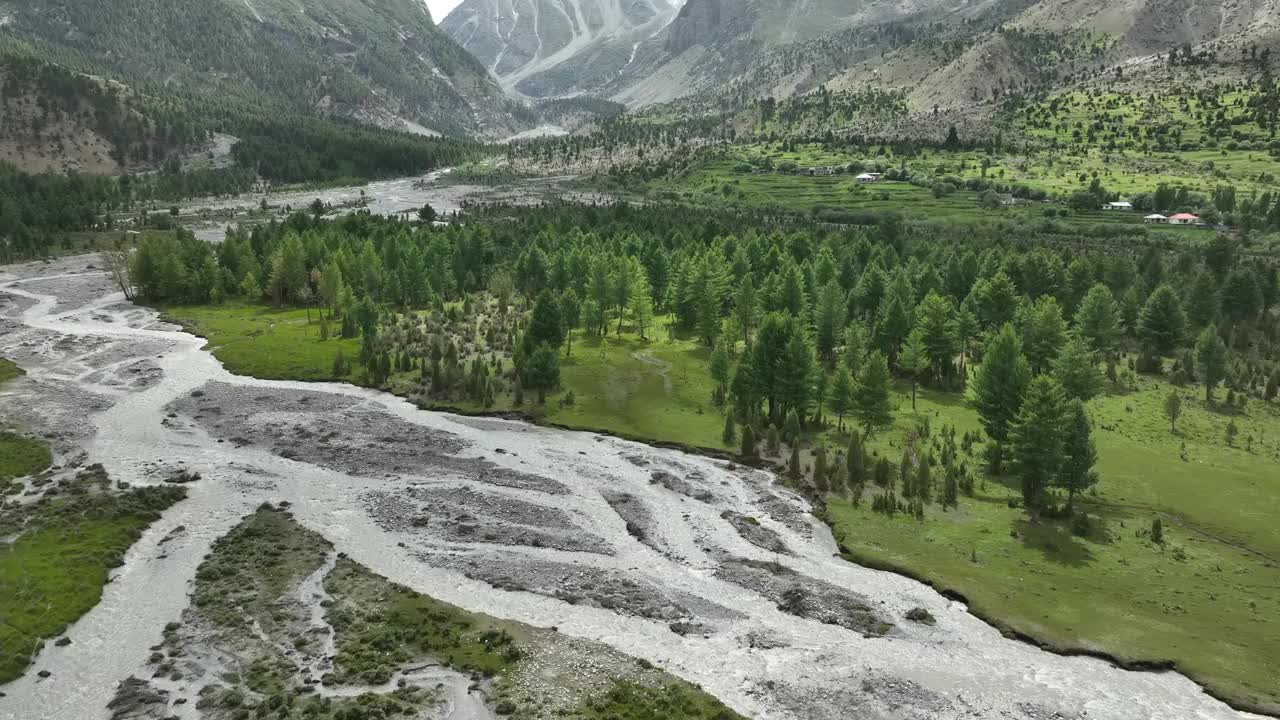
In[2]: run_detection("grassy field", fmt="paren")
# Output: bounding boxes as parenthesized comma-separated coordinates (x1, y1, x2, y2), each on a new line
(544, 331, 725, 448)
(163, 303, 732, 450)
(0, 357, 52, 489)
(153, 302, 1280, 711)
(825, 375, 1280, 714)
(0, 358, 22, 385)
(0, 433, 52, 484)
(0, 469, 185, 683)
(158, 302, 361, 382)
(667, 137, 1279, 224)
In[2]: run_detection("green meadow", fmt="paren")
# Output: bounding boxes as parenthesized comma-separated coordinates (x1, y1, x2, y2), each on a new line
(0, 471, 185, 683)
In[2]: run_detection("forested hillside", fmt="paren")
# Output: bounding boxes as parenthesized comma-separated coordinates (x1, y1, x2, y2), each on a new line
(0, 48, 208, 174)
(0, 0, 524, 139)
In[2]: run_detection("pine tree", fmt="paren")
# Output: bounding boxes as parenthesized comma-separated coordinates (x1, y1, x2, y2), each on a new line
(843, 320, 868, 379)
(874, 457, 892, 488)
(731, 358, 758, 422)
(913, 291, 959, 380)
(899, 449, 915, 497)
(851, 351, 893, 439)
(525, 290, 565, 353)
(695, 280, 722, 347)
(767, 424, 781, 455)
(709, 343, 731, 404)
(787, 445, 802, 479)
(783, 409, 802, 445)
(734, 275, 760, 348)
(1074, 284, 1122, 358)
(1058, 399, 1098, 514)
(973, 324, 1032, 452)
(971, 270, 1020, 330)
(900, 329, 929, 411)
(829, 363, 853, 431)
(814, 281, 847, 361)
(876, 291, 914, 362)
(524, 344, 561, 404)
(722, 412, 736, 446)
(1185, 272, 1221, 329)
(847, 434, 866, 486)
(1221, 268, 1263, 325)
(779, 329, 816, 421)
(943, 467, 959, 509)
(916, 454, 932, 503)
(814, 446, 829, 493)
(1017, 295, 1068, 375)
(629, 276, 655, 339)
(829, 456, 848, 496)
(1053, 333, 1104, 402)
(741, 425, 756, 458)
(1137, 284, 1188, 358)
(1009, 375, 1068, 518)
(1195, 324, 1229, 402)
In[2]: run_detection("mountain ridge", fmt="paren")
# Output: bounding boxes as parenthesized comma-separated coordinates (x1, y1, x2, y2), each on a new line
(0, 0, 528, 142)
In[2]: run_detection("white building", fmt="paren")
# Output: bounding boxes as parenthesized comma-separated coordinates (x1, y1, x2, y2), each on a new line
(1103, 201, 1134, 211)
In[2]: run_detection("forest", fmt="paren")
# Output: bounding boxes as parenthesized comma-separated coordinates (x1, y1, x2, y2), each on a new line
(121, 203, 1279, 456)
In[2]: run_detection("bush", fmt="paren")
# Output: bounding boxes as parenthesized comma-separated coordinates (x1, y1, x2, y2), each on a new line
(1071, 513, 1092, 537)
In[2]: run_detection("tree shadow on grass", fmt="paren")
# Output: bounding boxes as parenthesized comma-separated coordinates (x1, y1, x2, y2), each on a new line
(1015, 518, 1097, 568)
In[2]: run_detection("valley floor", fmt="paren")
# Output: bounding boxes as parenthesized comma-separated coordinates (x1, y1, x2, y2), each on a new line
(154, 300, 1280, 715)
(0, 257, 1269, 720)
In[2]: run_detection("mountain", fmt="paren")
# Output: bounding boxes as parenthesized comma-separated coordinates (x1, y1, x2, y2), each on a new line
(599, 0, 997, 108)
(441, 0, 684, 99)
(0, 0, 527, 143)
(608, 0, 1280, 118)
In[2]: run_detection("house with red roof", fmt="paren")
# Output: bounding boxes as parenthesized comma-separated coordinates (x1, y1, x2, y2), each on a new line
(1167, 213, 1201, 225)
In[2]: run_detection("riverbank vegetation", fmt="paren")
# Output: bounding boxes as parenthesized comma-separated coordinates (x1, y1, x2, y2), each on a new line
(115, 198, 1279, 711)
(164, 506, 743, 719)
(0, 357, 52, 493)
(0, 466, 184, 683)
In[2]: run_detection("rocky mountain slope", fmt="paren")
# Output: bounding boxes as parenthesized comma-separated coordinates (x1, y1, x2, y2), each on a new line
(0, 0, 526, 140)
(455, 0, 1279, 117)
(442, 0, 684, 99)
(613, 0, 1008, 108)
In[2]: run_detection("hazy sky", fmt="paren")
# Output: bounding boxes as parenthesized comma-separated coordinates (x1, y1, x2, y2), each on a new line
(425, 0, 464, 21)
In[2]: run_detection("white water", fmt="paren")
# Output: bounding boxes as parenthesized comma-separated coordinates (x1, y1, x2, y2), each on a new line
(0, 258, 1266, 720)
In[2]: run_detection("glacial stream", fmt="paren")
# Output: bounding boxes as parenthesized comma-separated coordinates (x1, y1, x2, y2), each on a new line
(0, 256, 1267, 720)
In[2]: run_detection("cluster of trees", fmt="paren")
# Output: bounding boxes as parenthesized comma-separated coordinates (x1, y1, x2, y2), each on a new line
(117, 205, 1278, 405)
(1019, 85, 1280, 154)
(109, 206, 1280, 523)
(227, 116, 484, 185)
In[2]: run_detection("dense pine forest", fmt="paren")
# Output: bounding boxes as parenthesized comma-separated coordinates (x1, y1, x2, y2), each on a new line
(119, 203, 1279, 444)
